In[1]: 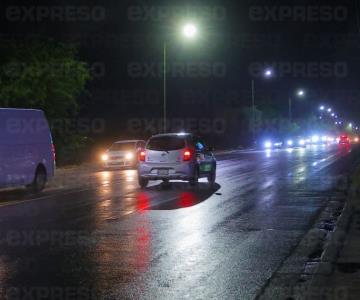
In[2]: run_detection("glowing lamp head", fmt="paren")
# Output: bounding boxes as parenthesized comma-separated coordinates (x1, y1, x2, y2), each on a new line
(264, 69, 273, 77)
(101, 154, 109, 161)
(182, 23, 197, 39)
(297, 90, 305, 97)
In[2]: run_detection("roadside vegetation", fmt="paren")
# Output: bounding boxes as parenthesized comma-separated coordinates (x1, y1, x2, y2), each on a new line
(0, 38, 92, 165)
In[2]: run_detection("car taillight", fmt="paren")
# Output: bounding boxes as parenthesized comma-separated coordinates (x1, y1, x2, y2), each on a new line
(183, 149, 192, 161)
(139, 151, 146, 162)
(51, 143, 56, 161)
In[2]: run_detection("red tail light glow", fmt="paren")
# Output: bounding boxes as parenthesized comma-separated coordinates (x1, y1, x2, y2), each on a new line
(183, 149, 192, 161)
(139, 151, 146, 161)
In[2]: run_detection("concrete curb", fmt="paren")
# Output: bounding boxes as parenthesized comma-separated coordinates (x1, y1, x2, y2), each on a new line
(257, 170, 359, 299)
(302, 168, 360, 290)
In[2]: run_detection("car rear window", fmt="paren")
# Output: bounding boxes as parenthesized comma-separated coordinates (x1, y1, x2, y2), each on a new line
(147, 136, 185, 151)
(110, 142, 135, 151)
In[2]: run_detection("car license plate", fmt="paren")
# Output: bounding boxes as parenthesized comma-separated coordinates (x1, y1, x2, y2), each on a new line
(201, 164, 212, 172)
(158, 169, 169, 176)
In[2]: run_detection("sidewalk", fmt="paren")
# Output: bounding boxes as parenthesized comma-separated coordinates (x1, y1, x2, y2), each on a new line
(303, 168, 360, 299)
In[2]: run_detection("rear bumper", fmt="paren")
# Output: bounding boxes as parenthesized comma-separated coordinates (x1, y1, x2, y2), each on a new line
(138, 161, 195, 180)
(140, 174, 192, 181)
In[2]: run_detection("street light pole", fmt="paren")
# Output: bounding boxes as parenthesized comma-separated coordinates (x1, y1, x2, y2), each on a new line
(161, 23, 197, 134)
(163, 41, 167, 133)
(251, 79, 255, 141)
(289, 96, 292, 123)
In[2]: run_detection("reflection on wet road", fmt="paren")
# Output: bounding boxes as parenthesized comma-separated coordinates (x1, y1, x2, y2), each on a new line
(0, 145, 358, 299)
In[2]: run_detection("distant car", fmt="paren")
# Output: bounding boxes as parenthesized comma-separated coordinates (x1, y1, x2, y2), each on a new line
(263, 139, 283, 149)
(285, 136, 307, 148)
(138, 133, 216, 188)
(352, 136, 359, 144)
(339, 135, 350, 146)
(0, 108, 55, 192)
(102, 140, 146, 169)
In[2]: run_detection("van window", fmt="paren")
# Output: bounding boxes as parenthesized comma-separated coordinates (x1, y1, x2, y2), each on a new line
(147, 136, 185, 151)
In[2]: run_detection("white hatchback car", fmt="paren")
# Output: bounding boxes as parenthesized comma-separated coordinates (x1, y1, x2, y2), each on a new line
(138, 133, 216, 188)
(102, 140, 146, 169)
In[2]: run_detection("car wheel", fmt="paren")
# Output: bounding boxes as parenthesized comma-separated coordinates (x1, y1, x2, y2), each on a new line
(189, 168, 199, 186)
(207, 165, 216, 186)
(138, 177, 148, 188)
(30, 166, 47, 193)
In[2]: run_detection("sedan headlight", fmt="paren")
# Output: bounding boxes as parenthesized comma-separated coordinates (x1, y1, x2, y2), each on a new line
(287, 140, 293, 146)
(125, 152, 134, 160)
(312, 135, 319, 143)
(299, 139, 305, 146)
(264, 141, 272, 149)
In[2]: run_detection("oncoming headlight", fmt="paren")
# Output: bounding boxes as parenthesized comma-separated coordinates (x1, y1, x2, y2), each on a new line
(125, 152, 134, 160)
(264, 141, 272, 149)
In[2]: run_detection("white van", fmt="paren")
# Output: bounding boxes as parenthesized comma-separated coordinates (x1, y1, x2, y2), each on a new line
(0, 108, 55, 192)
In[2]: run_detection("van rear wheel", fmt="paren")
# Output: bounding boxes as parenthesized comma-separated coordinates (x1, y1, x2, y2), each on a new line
(207, 165, 216, 186)
(30, 167, 47, 193)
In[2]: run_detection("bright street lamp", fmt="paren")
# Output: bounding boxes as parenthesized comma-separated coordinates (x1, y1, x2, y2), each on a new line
(289, 89, 305, 123)
(297, 89, 305, 97)
(250, 68, 273, 144)
(264, 69, 273, 78)
(182, 23, 197, 39)
(327, 108, 332, 112)
(319, 105, 325, 110)
(162, 23, 198, 133)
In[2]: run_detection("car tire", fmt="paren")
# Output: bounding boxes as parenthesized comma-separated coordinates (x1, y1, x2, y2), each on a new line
(29, 166, 47, 193)
(207, 165, 216, 186)
(189, 167, 199, 186)
(138, 177, 149, 188)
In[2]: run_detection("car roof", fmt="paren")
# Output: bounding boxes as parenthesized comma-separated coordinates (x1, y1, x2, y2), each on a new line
(0, 108, 43, 112)
(150, 133, 192, 138)
(113, 140, 145, 144)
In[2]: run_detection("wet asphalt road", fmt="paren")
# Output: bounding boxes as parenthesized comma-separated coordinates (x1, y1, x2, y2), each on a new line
(0, 145, 358, 299)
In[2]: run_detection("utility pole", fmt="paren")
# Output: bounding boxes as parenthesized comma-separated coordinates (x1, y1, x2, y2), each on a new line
(289, 96, 292, 123)
(251, 79, 255, 143)
(163, 41, 167, 133)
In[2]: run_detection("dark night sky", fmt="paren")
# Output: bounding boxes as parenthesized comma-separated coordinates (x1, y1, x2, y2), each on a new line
(1, 0, 360, 143)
